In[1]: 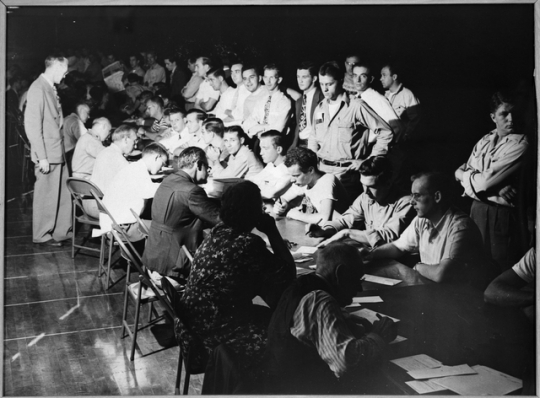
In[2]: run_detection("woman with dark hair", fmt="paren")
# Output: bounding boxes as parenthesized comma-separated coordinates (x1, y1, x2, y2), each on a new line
(179, 180, 295, 371)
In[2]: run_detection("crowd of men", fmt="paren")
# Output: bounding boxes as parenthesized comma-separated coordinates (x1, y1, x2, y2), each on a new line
(13, 48, 536, 394)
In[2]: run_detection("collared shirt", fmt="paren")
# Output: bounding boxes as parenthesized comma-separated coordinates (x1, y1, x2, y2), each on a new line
(62, 112, 87, 152)
(385, 84, 421, 137)
(242, 89, 292, 134)
(325, 191, 415, 248)
(212, 145, 263, 179)
(71, 133, 105, 177)
(195, 79, 221, 105)
(99, 159, 160, 231)
(229, 84, 252, 122)
(249, 162, 290, 194)
(460, 131, 529, 206)
(90, 142, 129, 195)
(242, 85, 269, 123)
(393, 206, 484, 267)
(143, 63, 166, 87)
(212, 86, 236, 120)
(282, 173, 350, 215)
(182, 74, 204, 103)
(291, 289, 386, 378)
(298, 87, 318, 140)
(308, 93, 393, 162)
(512, 247, 536, 284)
(158, 126, 190, 153)
(359, 88, 404, 141)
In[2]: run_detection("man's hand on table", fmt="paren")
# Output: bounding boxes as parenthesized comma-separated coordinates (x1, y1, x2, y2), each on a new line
(316, 228, 349, 247)
(306, 223, 334, 239)
(371, 313, 398, 343)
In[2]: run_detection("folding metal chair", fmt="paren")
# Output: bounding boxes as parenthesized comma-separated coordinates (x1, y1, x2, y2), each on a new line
(130, 208, 150, 236)
(66, 178, 106, 263)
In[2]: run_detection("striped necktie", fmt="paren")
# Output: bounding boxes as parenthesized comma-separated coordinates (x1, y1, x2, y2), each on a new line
(263, 94, 272, 124)
(298, 93, 307, 131)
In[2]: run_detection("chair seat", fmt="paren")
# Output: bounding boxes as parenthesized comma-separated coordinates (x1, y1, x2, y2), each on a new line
(128, 281, 161, 302)
(75, 214, 100, 225)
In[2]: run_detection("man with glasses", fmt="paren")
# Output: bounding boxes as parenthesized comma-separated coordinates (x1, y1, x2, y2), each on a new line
(342, 54, 360, 96)
(359, 171, 487, 285)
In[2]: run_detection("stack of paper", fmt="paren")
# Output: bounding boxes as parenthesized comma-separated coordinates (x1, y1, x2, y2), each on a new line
(361, 274, 402, 285)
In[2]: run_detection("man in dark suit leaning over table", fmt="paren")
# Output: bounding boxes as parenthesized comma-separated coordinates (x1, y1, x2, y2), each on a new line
(142, 147, 220, 283)
(260, 242, 397, 395)
(361, 171, 488, 286)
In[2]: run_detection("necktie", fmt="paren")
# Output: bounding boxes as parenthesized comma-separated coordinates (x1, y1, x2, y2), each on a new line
(263, 95, 272, 124)
(53, 85, 63, 127)
(299, 93, 307, 131)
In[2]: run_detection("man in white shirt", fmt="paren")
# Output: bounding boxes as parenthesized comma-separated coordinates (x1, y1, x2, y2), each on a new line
(99, 143, 168, 243)
(207, 66, 235, 120)
(194, 57, 220, 112)
(143, 51, 166, 89)
(243, 63, 292, 139)
(183, 109, 208, 149)
(223, 62, 251, 125)
(72, 117, 111, 179)
(248, 130, 292, 200)
(63, 102, 90, 174)
(239, 65, 268, 125)
(157, 107, 190, 155)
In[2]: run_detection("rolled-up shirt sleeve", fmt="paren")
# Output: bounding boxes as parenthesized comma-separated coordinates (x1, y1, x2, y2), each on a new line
(392, 217, 420, 254)
(364, 196, 414, 247)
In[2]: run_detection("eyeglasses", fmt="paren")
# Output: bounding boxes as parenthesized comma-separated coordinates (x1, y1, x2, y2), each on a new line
(345, 62, 357, 66)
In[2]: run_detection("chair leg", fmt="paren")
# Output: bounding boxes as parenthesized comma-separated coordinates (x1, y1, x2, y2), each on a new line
(175, 347, 183, 395)
(183, 372, 191, 395)
(71, 205, 76, 259)
(130, 280, 143, 361)
(99, 234, 106, 272)
(121, 261, 132, 339)
(106, 234, 114, 288)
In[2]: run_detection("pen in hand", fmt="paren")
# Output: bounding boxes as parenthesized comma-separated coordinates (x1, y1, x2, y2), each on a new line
(305, 218, 323, 235)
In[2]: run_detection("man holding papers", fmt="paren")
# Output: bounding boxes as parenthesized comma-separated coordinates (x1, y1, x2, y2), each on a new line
(260, 242, 397, 394)
(361, 171, 488, 285)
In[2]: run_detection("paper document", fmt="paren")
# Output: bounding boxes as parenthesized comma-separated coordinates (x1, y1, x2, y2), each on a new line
(296, 267, 312, 276)
(352, 296, 383, 303)
(389, 335, 407, 344)
(294, 257, 312, 263)
(390, 354, 443, 372)
(309, 264, 317, 269)
(345, 303, 362, 309)
(408, 364, 477, 380)
(362, 274, 402, 285)
(406, 380, 448, 394)
(350, 308, 400, 323)
(431, 365, 522, 396)
(294, 246, 318, 255)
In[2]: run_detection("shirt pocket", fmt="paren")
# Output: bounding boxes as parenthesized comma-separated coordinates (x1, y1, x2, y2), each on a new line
(338, 122, 354, 143)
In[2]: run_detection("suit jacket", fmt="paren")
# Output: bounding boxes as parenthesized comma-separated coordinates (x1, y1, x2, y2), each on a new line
(290, 87, 324, 149)
(170, 67, 187, 99)
(24, 75, 65, 163)
(142, 170, 220, 277)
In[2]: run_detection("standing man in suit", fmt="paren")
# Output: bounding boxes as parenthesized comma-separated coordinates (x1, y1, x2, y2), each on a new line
(25, 55, 72, 246)
(291, 61, 324, 149)
(164, 54, 187, 104)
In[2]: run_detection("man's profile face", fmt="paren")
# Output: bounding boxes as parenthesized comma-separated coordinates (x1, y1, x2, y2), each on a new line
(78, 105, 90, 123)
(352, 66, 372, 93)
(242, 69, 261, 93)
(491, 103, 515, 137)
(146, 101, 160, 119)
(380, 67, 394, 90)
(231, 64, 243, 85)
(288, 164, 311, 187)
(164, 60, 175, 72)
(259, 137, 279, 164)
(319, 74, 340, 101)
(195, 58, 208, 77)
(124, 132, 138, 154)
(297, 69, 316, 92)
(148, 155, 167, 175)
(207, 74, 222, 91)
(53, 60, 69, 84)
(186, 113, 202, 134)
(410, 176, 436, 219)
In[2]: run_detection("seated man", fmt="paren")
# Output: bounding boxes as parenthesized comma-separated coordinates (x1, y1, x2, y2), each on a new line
(237, 65, 268, 124)
(261, 242, 397, 395)
(210, 126, 263, 179)
(181, 56, 204, 110)
(248, 130, 292, 200)
(99, 143, 168, 243)
(200, 117, 229, 163)
(142, 147, 221, 280)
(182, 108, 208, 148)
(362, 172, 487, 285)
(156, 107, 190, 155)
(143, 51, 166, 88)
(484, 247, 535, 322)
(72, 117, 111, 179)
(193, 56, 220, 112)
(312, 156, 415, 248)
(221, 62, 251, 125)
(136, 95, 169, 140)
(274, 147, 349, 224)
(62, 102, 91, 174)
(206, 66, 236, 120)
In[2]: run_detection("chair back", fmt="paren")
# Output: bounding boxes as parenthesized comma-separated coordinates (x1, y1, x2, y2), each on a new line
(161, 276, 209, 375)
(67, 178, 104, 222)
(130, 208, 150, 236)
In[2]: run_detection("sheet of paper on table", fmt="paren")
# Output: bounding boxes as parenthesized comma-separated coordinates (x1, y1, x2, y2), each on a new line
(431, 365, 522, 396)
(389, 335, 407, 344)
(294, 246, 318, 255)
(405, 380, 448, 394)
(294, 257, 312, 263)
(362, 274, 402, 286)
(350, 308, 400, 323)
(390, 354, 443, 372)
(408, 364, 477, 380)
(352, 296, 383, 303)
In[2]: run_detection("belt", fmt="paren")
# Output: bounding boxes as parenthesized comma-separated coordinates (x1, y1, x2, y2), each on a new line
(318, 157, 352, 168)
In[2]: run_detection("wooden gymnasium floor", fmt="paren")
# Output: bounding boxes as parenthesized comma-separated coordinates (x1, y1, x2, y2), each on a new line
(3, 193, 204, 396)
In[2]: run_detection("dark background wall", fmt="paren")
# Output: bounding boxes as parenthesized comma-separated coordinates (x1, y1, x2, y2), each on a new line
(6, 4, 536, 176)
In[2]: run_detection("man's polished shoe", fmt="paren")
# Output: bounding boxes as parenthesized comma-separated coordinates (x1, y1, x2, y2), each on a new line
(35, 239, 63, 247)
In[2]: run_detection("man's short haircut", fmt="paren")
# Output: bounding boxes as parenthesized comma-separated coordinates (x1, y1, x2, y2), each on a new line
(318, 61, 344, 81)
(345, 53, 361, 60)
(198, 56, 213, 69)
(382, 61, 401, 78)
(224, 125, 248, 141)
(411, 171, 453, 200)
(111, 123, 137, 142)
(260, 130, 285, 151)
(220, 180, 262, 233)
(44, 55, 67, 68)
(146, 95, 164, 109)
(130, 53, 144, 65)
(359, 156, 393, 184)
(490, 91, 515, 114)
(207, 66, 226, 79)
(142, 142, 168, 159)
(354, 62, 373, 77)
(188, 56, 198, 64)
(164, 107, 186, 118)
(177, 146, 208, 170)
(284, 147, 318, 173)
(187, 108, 208, 122)
(164, 54, 179, 64)
(297, 61, 318, 77)
(316, 242, 364, 278)
(203, 118, 225, 137)
(147, 50, 157, 58)
(242, 64, 261, 77)
(75, 102, 90, 114)
(92, 117, 111, 129)
(263, 63, 282, 78)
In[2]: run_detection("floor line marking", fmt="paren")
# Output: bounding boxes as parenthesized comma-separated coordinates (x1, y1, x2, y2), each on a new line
(5, 292, 124, 307)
